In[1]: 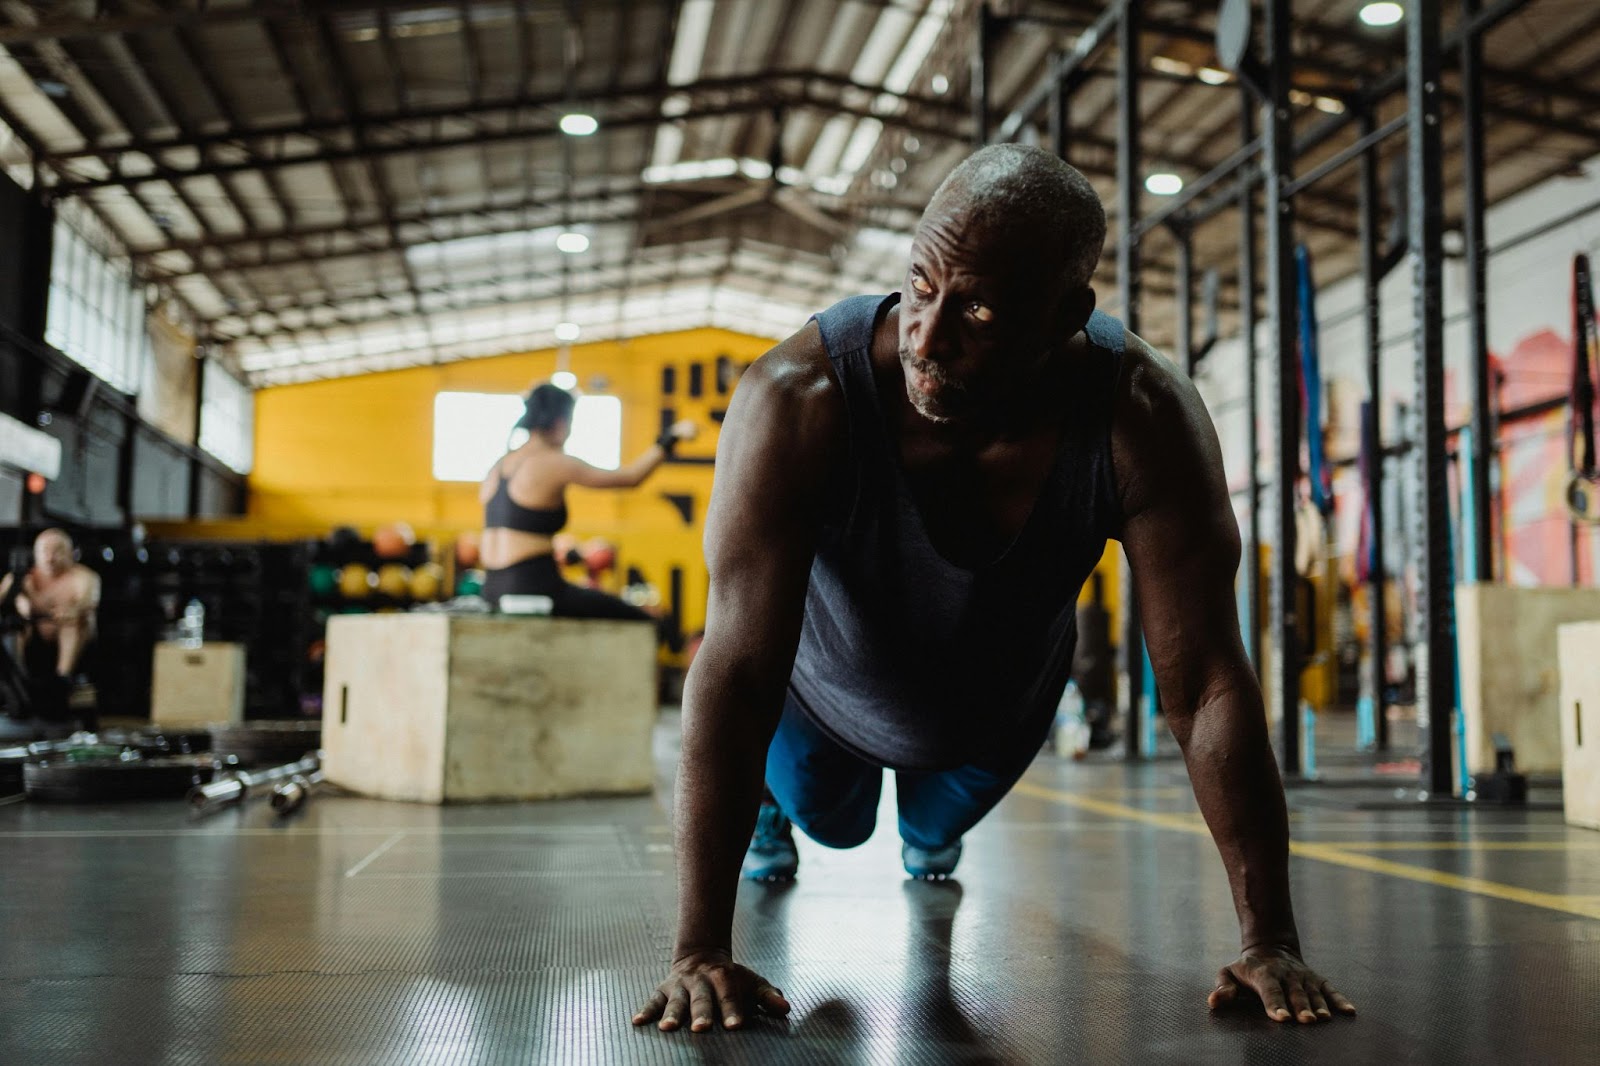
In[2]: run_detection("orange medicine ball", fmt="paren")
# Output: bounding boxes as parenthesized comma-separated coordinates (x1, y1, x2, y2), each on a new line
(456, 531, 481, 568)
(373, 523, 415, 559)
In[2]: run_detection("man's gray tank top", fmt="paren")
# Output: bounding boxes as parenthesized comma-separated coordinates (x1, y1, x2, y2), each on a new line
(787, 292, 1126, 773)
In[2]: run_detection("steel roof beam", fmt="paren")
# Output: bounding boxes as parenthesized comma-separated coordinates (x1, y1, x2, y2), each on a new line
(48, 98, 964, 193)
(40, 70, 967, 167)
(0, 0, 647, 46)
(311, 11, 433, 339)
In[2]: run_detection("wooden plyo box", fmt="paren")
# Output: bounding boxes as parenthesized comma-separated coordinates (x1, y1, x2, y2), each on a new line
(1556, 622, 1600, 831)
(321, 613, 657, 803)
(1455, 584, 1600, 775)
(150, 642, 245, 726)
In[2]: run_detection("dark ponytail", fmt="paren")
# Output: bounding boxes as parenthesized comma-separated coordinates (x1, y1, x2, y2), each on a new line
(516, 383, 577, 432)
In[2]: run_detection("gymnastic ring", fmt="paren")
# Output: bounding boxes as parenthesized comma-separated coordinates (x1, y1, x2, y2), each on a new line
(1564, 471, 1600, 523)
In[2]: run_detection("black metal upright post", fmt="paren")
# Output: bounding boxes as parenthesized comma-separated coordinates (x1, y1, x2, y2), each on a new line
(1118, 0, 1144, 760)
(187, 352, 207, 520)
(1048, 51, 1070, 160)
(972, 3, 991, 147)
(1177, 227, 1195, 376)
(1408, 0, 1455, 797)
(1263, 0, 1300, 776)
(1240, 87, 1262, 679)
(1358, 107, 1390, 751)
(1462, 0, 1493, 583)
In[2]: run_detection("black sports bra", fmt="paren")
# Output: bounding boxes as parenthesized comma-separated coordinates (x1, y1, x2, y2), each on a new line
(485, 465, 568, 535)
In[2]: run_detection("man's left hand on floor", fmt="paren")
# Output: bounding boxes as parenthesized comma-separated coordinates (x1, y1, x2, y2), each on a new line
(1207, 946, 1357, 1023)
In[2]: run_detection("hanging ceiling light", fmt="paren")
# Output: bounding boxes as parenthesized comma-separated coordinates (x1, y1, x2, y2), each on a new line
(555, 232, 589, 254)
(1359, 3, 1404, 27)
(1144, 173, 1184, 196)
(551, 369, 579, 388)
(559, 113, 598, 136)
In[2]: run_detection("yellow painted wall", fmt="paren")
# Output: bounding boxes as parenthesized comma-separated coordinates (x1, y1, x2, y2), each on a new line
(160, 327, 773, 635)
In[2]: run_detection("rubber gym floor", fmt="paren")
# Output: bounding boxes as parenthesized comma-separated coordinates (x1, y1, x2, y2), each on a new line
(2, 711, 1596, 1066)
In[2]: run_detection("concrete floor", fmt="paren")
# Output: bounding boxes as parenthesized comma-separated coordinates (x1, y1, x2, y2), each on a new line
(1, 712, 1597, 1065)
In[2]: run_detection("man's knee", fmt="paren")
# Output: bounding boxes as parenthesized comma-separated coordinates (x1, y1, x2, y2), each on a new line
(791, 803, 875, 849)
(895, 769, 1017, 850)
(773, 768, 878, 849)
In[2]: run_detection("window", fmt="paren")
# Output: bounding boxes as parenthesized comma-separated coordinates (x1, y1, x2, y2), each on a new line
(199, 360, 255, 474)
(568, 396, 622, 469)
(45, 205, 149, 395)
(433, 391, 623, 482)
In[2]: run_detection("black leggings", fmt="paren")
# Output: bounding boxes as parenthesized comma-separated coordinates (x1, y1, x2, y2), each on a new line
(481, 555, 651, 621)
(21, 635, 70, 721)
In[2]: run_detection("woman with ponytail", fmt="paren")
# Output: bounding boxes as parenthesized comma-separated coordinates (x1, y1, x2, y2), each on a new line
(478, 382, 697, 617)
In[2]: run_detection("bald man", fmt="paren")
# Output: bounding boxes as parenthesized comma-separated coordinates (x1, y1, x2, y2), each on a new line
(632, 145, 1353, 1033)
(1, 529, 100, 721)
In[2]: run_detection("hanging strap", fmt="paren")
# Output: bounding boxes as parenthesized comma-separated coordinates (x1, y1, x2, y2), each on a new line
(1355, 400, 1376, 586)
(1574, 254, 1598, 478)
(1296, 243, 1333, 515)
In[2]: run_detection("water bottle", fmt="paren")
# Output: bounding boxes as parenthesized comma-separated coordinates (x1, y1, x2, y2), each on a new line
(180, 598, 205, 649)
(1053, 680, 1089, 759)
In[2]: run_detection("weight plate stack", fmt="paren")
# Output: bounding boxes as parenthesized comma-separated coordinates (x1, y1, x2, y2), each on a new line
(23, 755, 219, 803)
(2, 739, 120, 794)
(126, 728, 214, 756)
(209, 722, 322, 766)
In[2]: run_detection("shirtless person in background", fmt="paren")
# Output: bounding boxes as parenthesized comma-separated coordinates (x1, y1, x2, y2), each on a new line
(1, 528, 100, 721)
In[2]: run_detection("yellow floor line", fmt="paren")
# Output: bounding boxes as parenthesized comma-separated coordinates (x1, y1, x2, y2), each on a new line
(1071, 787, 1191, 799)
(1013, 780, 1600, 921)
(1288, 842, 1600, 919)
(1012, 781, 1211, 833)
(1328, 841, 1600, 852)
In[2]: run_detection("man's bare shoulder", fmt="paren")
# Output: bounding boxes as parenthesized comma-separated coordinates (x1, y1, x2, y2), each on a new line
(69, 564, 100, 594)
(706, 319, 847, 554)
(1113, 330, 1195, 425)
(743, 320, 835, 401)
(730, 319, 845, 442)
(1110, 328, 1226, 520)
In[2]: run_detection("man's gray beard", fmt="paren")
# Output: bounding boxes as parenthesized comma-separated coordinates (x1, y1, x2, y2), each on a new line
(906, 382, 960, 424)
(900, 352, 969, 423)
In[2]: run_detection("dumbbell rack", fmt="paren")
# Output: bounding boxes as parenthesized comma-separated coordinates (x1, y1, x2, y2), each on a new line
(144, 540, 318, 720)
(302, 538, 433, 716)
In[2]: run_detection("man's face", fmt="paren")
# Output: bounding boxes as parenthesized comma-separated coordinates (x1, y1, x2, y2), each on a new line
(34, 534, 71, 577)
(897, 207, 1066, 425)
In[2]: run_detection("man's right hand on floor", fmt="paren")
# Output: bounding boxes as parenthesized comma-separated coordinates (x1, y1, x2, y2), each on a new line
(632, 949, 790, 1032)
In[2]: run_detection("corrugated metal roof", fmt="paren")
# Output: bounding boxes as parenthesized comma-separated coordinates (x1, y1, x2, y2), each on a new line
(0, 0, 1594, 384)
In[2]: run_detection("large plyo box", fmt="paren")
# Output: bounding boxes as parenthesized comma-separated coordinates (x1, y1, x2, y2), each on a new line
(321, 613, 657, 803)
(1455, 584, 1600, 776)
(151, 642, 246, 726)
(1556, 621, 1600, 831)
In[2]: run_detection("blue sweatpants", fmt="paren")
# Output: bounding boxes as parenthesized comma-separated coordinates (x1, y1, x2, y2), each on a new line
(764, 693, 1040, 852)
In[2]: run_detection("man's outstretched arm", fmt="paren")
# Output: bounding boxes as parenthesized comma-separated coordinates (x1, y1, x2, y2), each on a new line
(1113, 337, 1356, 1024)
(632, 326, 843, 1033)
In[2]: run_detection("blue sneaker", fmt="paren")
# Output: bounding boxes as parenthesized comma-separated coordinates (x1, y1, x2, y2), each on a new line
(741, 802, 799, 882)
(902, 839, 963, 880)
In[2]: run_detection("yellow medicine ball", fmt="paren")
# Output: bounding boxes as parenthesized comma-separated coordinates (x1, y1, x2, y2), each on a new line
(410, 563, 444, 601)
(376, 564, 412, 598)
(338, 563, 372, 599)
